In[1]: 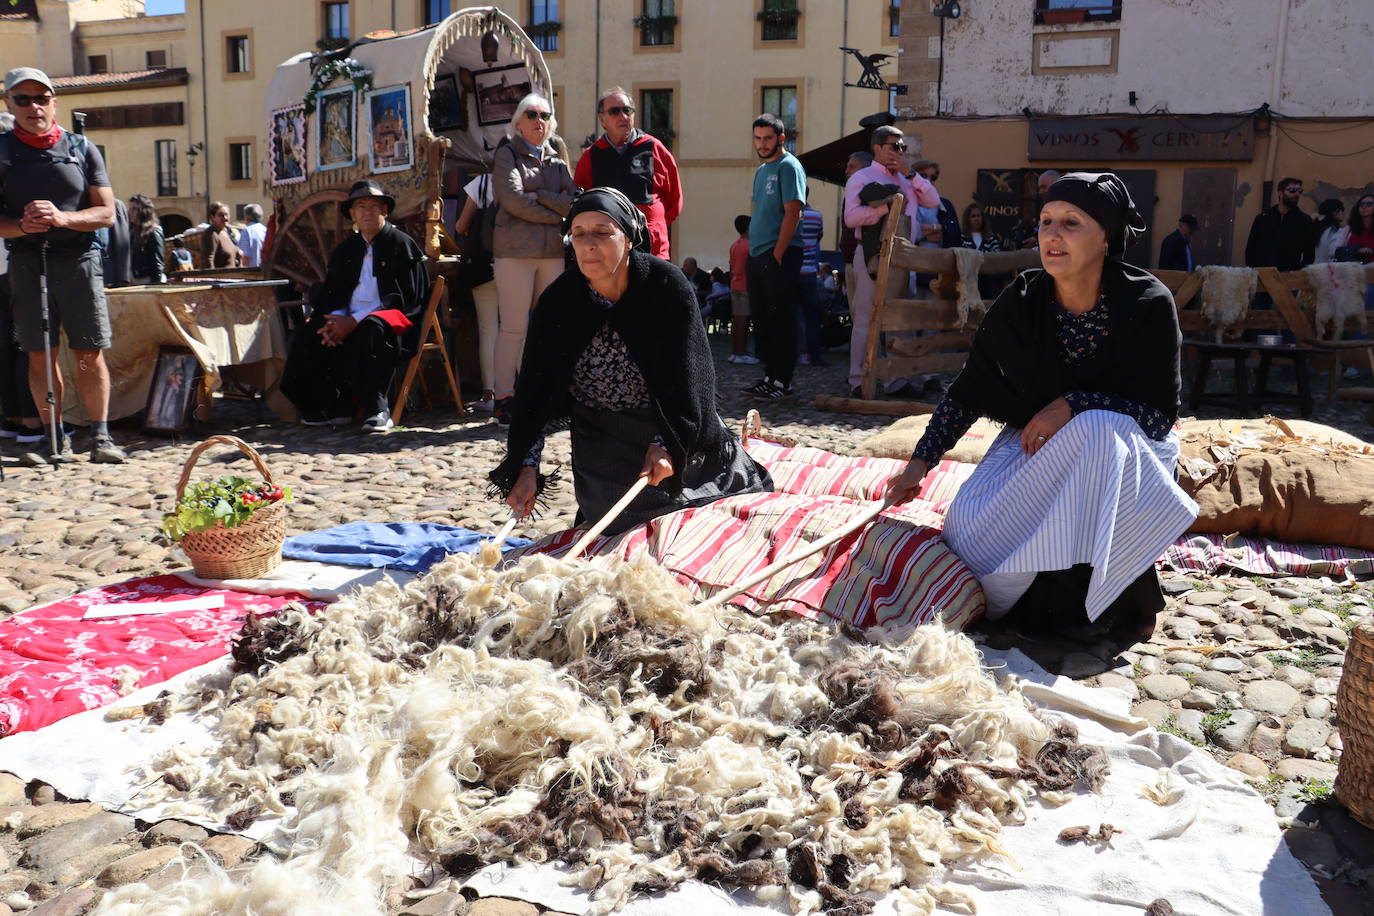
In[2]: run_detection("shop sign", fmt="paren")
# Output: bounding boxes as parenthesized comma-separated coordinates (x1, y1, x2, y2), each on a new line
(1028, 117, 1254, 162)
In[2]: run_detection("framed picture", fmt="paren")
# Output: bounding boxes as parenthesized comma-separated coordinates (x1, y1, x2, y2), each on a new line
(314, 85, 356, 171)
(269, 104, 308, 185)
(365, 84, 414, 174)
(143, 346, 202, 433)
(428, 73, 466, 133)
(472, 63, 532, 127)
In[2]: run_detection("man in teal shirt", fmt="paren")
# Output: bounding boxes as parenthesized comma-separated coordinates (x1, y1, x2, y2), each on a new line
(743, 113, 805, 400)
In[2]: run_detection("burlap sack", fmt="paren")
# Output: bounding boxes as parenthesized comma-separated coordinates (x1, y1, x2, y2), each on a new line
(1179, 418, 1374, 550)
(851, 415, 1004, 463)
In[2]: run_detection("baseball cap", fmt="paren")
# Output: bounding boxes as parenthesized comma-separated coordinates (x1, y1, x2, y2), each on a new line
(4, 67, 55, 95)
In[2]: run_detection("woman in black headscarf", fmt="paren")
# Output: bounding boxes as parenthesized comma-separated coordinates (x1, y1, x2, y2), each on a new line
(886, 173, 1198, 641)
(490, 188, 772, 535)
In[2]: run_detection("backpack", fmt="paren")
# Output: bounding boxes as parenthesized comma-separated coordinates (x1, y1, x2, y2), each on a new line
(0, 129, 92, 187)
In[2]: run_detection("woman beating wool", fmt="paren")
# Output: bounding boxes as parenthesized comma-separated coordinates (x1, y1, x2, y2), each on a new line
(887, 172, 1198, 640)
(491, 188, 772, 535)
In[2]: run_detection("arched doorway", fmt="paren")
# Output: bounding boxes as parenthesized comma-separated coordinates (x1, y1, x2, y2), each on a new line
(161, 213, 193, 239)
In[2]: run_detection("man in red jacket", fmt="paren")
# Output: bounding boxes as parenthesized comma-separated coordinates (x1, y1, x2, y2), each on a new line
(573, 87, 682, 259)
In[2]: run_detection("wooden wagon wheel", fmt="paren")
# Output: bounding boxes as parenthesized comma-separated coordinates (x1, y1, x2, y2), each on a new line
(264, 189, 350, 290)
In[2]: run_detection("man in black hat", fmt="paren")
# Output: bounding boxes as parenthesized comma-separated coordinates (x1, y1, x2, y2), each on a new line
(280, 180, 429, 432)
(1158, 214, 1198, 272)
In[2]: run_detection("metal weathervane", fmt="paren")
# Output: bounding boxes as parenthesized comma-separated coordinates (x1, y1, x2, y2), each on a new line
(841, 47, 907, 96)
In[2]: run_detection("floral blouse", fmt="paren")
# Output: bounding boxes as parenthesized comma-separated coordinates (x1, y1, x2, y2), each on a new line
(522, 285, 665, 467)
(911, 296, 1172, 465)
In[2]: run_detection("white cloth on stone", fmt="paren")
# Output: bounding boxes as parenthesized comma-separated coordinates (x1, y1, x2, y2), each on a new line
(943, 410, 1198, 622)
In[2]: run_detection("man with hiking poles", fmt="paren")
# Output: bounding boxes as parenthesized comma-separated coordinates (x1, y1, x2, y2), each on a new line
(0, 67, 125, 465)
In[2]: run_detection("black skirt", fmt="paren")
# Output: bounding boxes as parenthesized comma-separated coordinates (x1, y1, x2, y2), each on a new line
(570, 402, 772, 536)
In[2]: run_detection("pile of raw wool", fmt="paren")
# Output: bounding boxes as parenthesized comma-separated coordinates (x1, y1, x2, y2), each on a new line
(96, 546, 1106, 916)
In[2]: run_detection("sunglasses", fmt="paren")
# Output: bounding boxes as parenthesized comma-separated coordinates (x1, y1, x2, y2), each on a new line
(603, 105, 635, 117)
(524, 110, 552, 121)
(885, 140, 908, 151)
(8, 93, 53, 108)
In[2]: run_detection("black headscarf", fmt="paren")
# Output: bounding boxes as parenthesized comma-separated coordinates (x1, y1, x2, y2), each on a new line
(562, 187, 651, 252)
(1044, 172, 1146, 258)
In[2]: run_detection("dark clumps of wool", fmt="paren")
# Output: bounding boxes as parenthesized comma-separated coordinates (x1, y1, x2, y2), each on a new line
(814, 657, 910, 752)
(142, 692, 172, 725)
(231, 609, 312, 675)
(894, 732, 960, 801)
(415, 583, 480, 650)
(977, 721, 1110, 793)
(225, 801, 262, 831)
(1057, 823, 1123, 846)
(564, 600, 710, 700)
(160, 772, 190, 792)
(787, 845, 874, 913)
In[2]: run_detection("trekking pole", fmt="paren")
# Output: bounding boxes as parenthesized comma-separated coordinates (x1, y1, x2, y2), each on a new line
(38, 239, 59, 460)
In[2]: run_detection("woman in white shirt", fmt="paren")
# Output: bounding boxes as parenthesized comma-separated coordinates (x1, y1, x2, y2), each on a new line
(1313, 198, 1348, 263)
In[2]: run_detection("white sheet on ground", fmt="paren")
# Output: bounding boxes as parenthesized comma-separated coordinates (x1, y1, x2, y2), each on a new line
(169, 560, 415, 600)
(0, 647, 1327, 915)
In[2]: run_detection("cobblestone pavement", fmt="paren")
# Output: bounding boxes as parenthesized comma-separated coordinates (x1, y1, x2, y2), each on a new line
(0, 341, 1371, 914)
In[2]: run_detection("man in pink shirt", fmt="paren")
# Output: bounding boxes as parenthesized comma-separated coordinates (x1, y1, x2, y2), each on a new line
(842, 125, 938, 396)
(727, 214, 758, 363)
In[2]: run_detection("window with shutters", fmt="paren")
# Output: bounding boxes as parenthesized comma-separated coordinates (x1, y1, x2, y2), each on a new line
(87, 55, 109, 74)
(226, 35, 250, 75)
(760, 84, 799, 152)
(888, 0, 900, 39)
(146, 49, 168, 68)
(640, 88, 674, 150)
(228, 142, 253, 182)
(528, 0, 560, 53)
(1034, 0, 1122, 25)
(637, 0, 675, 47)
(322, 2, 349, 40)
(758, 0, 799, 42)
(155, 140, 177, 197)
(81, 103, 185, 131)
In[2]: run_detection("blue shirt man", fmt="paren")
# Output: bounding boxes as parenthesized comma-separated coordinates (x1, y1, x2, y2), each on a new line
(743, 114, 806, 400)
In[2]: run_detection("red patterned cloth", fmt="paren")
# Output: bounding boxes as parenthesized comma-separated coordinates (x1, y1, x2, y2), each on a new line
(0, 576, 325, 738)
(1162, 534, 1374, 579)
(514, 441, 986, 630)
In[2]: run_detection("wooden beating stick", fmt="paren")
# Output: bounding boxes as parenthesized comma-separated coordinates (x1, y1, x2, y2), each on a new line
(490, 515, 518, 546)
(698, 498, 893, 612)
(565, 476, 651, 561)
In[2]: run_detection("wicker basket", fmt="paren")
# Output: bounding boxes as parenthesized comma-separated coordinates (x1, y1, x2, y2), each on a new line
(172, 435, 288, 579)
(1336, 613, 1374, 829)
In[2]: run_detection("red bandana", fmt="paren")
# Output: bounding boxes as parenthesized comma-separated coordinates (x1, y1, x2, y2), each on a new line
(12, 123, 63, 150)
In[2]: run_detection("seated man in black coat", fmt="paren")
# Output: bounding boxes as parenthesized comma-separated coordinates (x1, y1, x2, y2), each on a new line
(282, 180, 428, 433)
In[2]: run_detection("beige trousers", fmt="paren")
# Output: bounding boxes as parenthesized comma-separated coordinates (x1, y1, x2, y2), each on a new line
(471, 280, 499, 392)
(493, 257, 564, 397)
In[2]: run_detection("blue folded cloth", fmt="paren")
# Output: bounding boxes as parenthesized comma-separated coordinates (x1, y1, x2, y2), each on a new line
(282, 521, 530, 574)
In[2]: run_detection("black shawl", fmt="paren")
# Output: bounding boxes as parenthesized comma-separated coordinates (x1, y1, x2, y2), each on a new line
(491, 250, 729, 498)
(946, 260, 1181, 429)
(309, 222, 430, 357)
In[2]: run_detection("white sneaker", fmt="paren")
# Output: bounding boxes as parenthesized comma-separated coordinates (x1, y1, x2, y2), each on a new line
(731, 353, 761, 365)
(361, 410, 394, 433)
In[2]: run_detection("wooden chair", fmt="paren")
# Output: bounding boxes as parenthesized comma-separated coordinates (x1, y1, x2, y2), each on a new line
(392, 276, 464, 424)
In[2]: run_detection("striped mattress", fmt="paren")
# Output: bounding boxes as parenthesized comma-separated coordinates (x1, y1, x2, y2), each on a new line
(512, 441, 986, 631)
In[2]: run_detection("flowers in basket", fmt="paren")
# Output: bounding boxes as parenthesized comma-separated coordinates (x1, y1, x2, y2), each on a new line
(162, 475, 292, 542)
